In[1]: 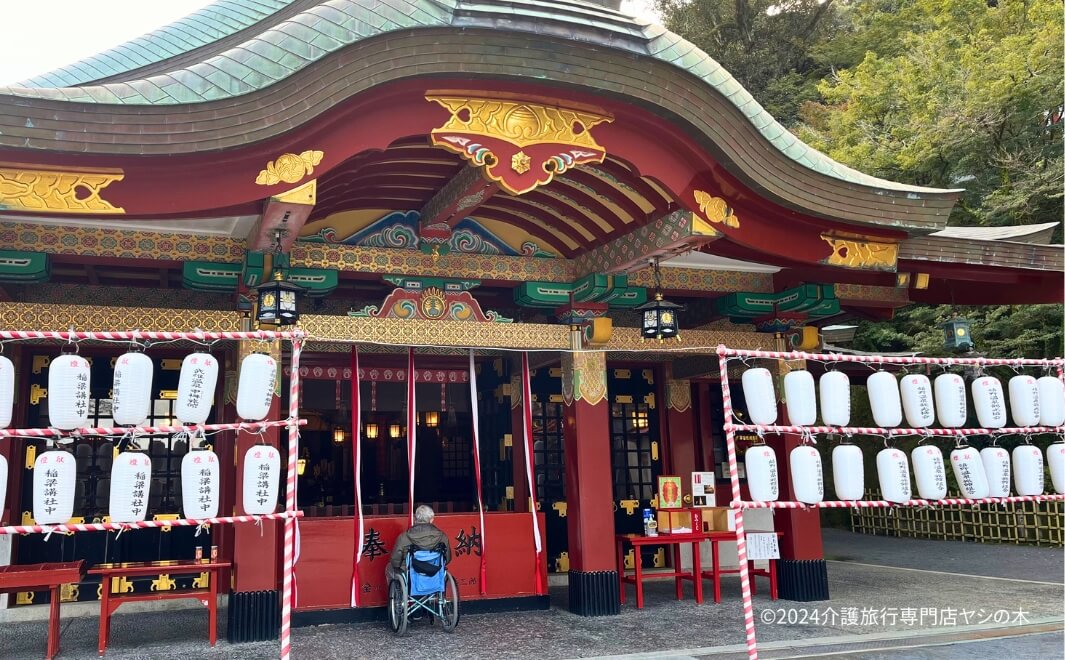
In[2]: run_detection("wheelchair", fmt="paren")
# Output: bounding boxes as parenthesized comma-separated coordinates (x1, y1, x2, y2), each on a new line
(387, 544, 460, 636)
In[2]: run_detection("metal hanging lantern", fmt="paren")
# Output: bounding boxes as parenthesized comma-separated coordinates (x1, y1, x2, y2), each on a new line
(254, 270, 305, 326)
(942, 318, 973, 352)
(635, 258, 683, 341)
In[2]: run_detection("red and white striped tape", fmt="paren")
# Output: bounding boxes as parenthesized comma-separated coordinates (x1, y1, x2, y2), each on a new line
(716, 345, 1063, 368)
(736, 494, 1065, 509)
(725, 423, 1065, 437)
(0, 419, 306, 439)
(280, 338, 303, 660)
(0, 329, 300, 342)
(0, 510, 303, 535)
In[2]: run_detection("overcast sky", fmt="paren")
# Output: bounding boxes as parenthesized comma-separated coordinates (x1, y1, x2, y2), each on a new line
(0, 0, 662, 86)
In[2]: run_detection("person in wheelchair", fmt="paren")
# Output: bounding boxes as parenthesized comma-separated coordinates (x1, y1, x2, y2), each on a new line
(386, 505, 452, 583)
(386, 505, 460, 634)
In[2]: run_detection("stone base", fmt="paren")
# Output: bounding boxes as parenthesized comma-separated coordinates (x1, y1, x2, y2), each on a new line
(777, 559, 829, 601)
(227, 590, 280, 643)
(567, 570, 620, 616)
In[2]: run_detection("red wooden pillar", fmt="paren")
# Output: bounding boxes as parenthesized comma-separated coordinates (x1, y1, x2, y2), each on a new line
(227, 340, 283, 641)
(664, 371, 696, 484)
(560, 350, 618, 615)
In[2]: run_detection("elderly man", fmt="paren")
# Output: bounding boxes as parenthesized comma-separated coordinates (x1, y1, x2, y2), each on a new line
(387, 504, 452, 583)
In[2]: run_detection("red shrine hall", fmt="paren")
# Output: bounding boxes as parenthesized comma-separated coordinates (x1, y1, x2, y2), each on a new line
(0, 0, 1061, 648)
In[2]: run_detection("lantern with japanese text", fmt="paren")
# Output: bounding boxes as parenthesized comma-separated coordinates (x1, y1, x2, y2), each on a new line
(980, 446, 1011, 498)
(182, 449, 220, 519)
(950, 446, 989, 498)
(1037, 376, 1065, 427)
(1048, 443, 1065, 494)
(0, 355, 13, 429)
(832, 443, 864, 500)
(972, 376, 1007, 429)
(1011, 444, 1044, 496)
(176, 353, 219, 425)
(876, 447, 911, 503)
(1007, 375, 1040, 427)
(933, 373, 968, 428)
(789, 444, 823, 504)
(109, 451, 152, 523)
(819, 371, 851, 427)
(741, 368, 777, 426)
(242, 445, 280, 515)
(236, 353, 277, 422)
(744, 444, 779, 502)
(33, 451, 76, 524)
(911, 445, 947, 500)
(868, 372, 903, 428)
(783, 370, 817, 426)
(113, 352, 154, 427)
(901, 375, 935, 428)
(0, 454, 7, 521)
(48, 354, 91, 430)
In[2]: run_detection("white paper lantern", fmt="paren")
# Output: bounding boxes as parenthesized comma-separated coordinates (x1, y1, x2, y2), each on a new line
(33, 450, 76, 524)
(0, 355, 13, 429)
(876, 447, 911, 503)
(741, 368, 777, 426)
(901, 375, 935, 428)
(868, 372, 903, 428)
(1011, 444, 1044, 496)
(236, 353, 277, 422)
(48, 355, 91, 430)
(783, 370, 817, 427)
(182, 450, 220, 519)
(243, 445, 281, 515)
(109, 452, 152, 523)
(934, 373, 968, 428)
(1048, 443, 1065, 495)
(980, 446, 1011, 498)
(789, 445, 823, 504)
(950, 446, 990, 498)
(113, 352, 154, 427)
(1037, 376, 1065, 427)
(972, 376, 1007, 429)
(176, 353, 219, 425)
(0, 454, 7, 522)
(832, 443, 864, 500)
(744, 444, 779, 502)
(820, 371, 851, 427)
(1007, 375, 1040, 427)
(911, 445, 947, 500)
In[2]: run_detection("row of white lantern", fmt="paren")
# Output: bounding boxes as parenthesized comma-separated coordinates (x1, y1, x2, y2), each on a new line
(741, 368, 1065, 430)
(26, 445, 280, 525)
(745, 441, 1065, 504)
(8, 351, 279, 431)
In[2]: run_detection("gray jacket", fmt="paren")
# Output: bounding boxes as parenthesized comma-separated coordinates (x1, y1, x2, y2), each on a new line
(389, 523, 452, 571)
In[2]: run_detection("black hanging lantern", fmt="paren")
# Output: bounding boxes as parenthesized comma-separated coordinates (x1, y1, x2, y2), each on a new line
(942, 318, 974, 352)
(635, 258, 684, 341)
(253, 270, 305, 326)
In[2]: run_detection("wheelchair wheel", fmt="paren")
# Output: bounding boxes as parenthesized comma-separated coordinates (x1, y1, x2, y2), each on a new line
(388, 578, 408, 636)
(439, 573, 460, 632)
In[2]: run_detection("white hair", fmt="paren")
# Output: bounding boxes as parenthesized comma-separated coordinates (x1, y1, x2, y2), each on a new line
(414, 504, 435, 524)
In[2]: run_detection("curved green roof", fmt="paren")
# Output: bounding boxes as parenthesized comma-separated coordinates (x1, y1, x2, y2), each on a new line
(4, 0, 955, 195)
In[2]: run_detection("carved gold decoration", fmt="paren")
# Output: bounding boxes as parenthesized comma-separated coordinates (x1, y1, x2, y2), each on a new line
(151, 574, 177, 591)
(255, 150, 324, 186)
(562, 351, 607, 406)
(110, 576, 135, 594)
(552, 501, 568, 518)
(651, 441, 659, 461)
(21, 511, 34, 525)
(667, 379, 692, 412)
(60, 583, 79, 602)
(652, 548, 666, 568)
(619, 499, 640, 515)
(0, 164, 124, 214)
(821, 233, 899, 271)
(428, 95, 610, 149)
(624, 549, 635, 570)
(15, 592, 34, 605)
(29, 383, 46, 406)
(272, 179, 317, 205)
(31, 355, 50, 374)
(643, 393, 656, 410)
(554, 552, 570, 573)
(511, 151, 531, 174)
(193, 573, 211, 589)
(693, 191, 740, 228)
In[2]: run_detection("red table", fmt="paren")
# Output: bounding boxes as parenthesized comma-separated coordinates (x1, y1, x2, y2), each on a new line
(615, 533, 703, 608)
(89, 560, 230, 656)
(700, 530, 781, 603)
(0, 561, 85, 659)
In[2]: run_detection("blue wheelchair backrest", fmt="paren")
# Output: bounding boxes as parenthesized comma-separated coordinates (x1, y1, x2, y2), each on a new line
(407, 548, 446, 596)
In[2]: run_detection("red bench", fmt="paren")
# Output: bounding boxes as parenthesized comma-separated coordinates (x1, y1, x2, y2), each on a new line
(0, 561, 86, 659)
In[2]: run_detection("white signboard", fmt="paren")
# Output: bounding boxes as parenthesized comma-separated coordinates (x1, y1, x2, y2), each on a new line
(746, 533, 780, 561)
(691, 471, 717, 507)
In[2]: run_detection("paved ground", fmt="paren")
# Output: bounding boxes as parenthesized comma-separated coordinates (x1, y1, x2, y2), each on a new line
(3, 530, 1062, 659)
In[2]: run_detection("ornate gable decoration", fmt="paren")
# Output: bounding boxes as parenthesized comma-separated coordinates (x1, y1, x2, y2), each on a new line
(350, 278, 512, 323)
(0, 164, 124, 214)
(427, 94, 613, 195)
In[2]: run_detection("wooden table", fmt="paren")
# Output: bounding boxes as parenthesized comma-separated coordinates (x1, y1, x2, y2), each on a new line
(89, 560, 230, 656)
(615, 533, 703, 608)
(700, 530, 781, 603)
(0, 561, 85, 659)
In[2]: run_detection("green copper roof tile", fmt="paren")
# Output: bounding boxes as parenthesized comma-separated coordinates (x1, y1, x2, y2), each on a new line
(125, 79, 172, 104)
